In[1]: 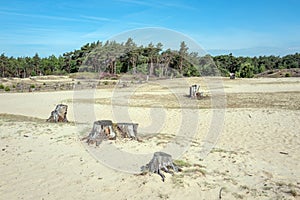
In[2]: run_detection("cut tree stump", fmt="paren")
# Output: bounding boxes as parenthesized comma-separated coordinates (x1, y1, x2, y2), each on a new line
(230, 72, 236, 79)
(46, 104, 68, 123)
(114, 123, 139, 139)
(189, 84, 199, 98)
(82, 120, 139, 146)
(141, 152, 180, 182)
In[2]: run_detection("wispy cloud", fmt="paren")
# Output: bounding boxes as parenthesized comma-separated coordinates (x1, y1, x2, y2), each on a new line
(115, 0, 195, 10)
(126, 21, 157, 27)
(0, 10, 79, 22)
(160, 2, 196, 10)
(0, 10, 115, 24)
(80, 15, 117, 22)
(115, 0, 154, 7)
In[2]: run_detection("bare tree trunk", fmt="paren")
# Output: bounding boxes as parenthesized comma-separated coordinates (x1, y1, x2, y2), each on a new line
(148, 58, 154, 76)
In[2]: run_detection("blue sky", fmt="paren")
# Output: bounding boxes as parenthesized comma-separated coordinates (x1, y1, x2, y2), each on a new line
(1, 0, 300, 57)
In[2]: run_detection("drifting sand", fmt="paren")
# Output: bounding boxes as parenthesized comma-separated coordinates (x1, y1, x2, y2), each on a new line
(0, 77, 300, 199)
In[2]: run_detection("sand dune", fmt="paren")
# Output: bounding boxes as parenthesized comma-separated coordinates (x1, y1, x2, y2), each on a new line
(0, 77, 300, 199)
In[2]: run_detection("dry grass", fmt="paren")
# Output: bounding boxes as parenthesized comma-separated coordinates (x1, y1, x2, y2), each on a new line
(226, 92, 300, 110)
(69, 91, 300, 110)
(173, 160, 192, 168)
(0, 113, 45, 123)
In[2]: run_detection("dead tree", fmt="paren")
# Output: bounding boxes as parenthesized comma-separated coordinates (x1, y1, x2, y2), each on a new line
(46, 104, 68, 123)
(141, 152, 180, 182)
(81, 120, 139, 146)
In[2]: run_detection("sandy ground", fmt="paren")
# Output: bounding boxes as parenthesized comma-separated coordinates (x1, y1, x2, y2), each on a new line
(0, 77, 300, 199)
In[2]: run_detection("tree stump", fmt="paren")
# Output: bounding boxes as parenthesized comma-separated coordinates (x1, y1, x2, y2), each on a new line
(82, 120, 139, 146)
(46, 104, 68, 123)
(114, 123, 138, 139)
(190, 84, 199, 98)
(230, 72, 236, 79)
(141, 152, 180, 182)
(81, 120, 115, 146)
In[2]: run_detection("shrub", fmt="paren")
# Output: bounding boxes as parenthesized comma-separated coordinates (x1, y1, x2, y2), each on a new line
(30, 84, 35, 88)
(31, 71, 37, 76)
(0, 84, 4, 89)
(239, 62, 254, 78)
(285, 73, 291, 77)
(4, 86, 10, 92)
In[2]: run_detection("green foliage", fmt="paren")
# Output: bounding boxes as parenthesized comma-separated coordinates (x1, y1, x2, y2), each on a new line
(0, 84, 4, 89)
(31, 71, 37, 76)
(52, 69, 68, 75)
(4, 86, 10, 91)
(285, 72, 291, 77)
(30, 84, 35, 89)
(0, 40, 299, 79)
(239, 62, 254, 78)
(183, 64, 200, 77)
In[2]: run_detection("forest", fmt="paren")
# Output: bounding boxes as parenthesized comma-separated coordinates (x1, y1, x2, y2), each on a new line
(1, 38, 299, 78)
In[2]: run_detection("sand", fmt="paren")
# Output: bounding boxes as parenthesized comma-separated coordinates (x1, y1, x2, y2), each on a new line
(0, 77, 300, 199)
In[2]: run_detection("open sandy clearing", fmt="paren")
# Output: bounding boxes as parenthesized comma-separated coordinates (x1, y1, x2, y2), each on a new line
(0, 77, 300, 199)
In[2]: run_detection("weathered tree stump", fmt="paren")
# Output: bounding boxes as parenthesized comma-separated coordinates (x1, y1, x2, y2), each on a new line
(114, 123, 138, 139)
(82, 120, 139, 146)
(189, 84, 199, 98)
(81, 120, 116, 146)
(230, 72, 236, 79)
(141, 152, 180, 182)
(46, 104, 68, 123)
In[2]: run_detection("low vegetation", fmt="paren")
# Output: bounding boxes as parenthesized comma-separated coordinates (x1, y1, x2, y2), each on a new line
(4, 86, 10, 92)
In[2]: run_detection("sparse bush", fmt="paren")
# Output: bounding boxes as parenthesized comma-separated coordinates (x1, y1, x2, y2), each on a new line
(30, 84, 35, 88)
(4, 86, 10, 92)
(0, 84, 4, 89)
(285, 73, 291, 77)
(288, 189, 297, 197)
(12, 85, 16, 88)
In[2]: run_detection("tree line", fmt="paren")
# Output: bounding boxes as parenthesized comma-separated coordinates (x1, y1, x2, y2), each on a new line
(0, 38, 299, 78)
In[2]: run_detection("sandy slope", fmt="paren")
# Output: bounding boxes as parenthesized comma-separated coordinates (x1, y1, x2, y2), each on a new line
(0, 77, 300, 199)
